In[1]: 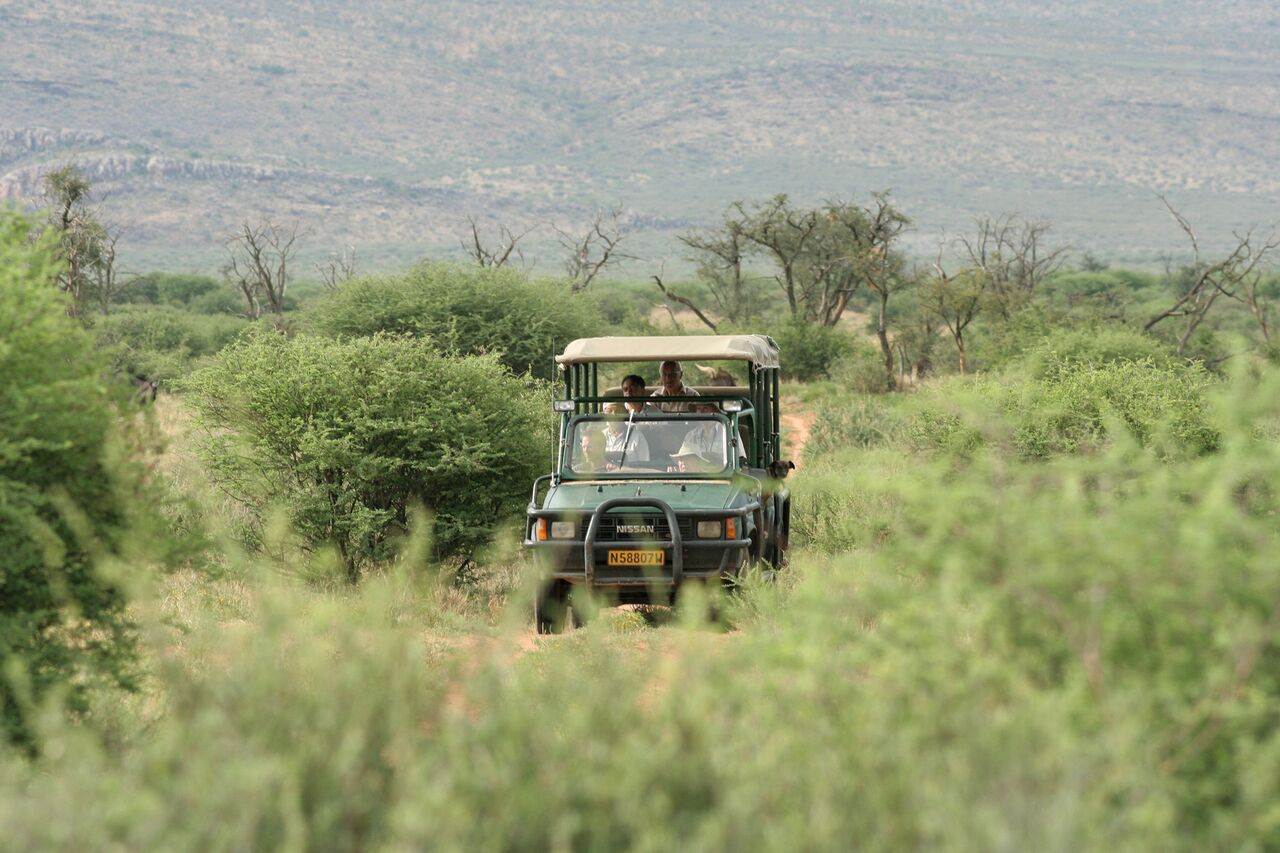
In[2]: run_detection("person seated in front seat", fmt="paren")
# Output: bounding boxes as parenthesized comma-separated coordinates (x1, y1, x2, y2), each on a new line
(670, 439, 720, 474)
(602, 402, 649, 463)
(682, 402, 726, 461)
(571, 426, 609, 473)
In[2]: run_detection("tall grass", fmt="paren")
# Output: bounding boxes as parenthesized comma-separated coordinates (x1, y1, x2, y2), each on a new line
(5, 338, 1280, 848)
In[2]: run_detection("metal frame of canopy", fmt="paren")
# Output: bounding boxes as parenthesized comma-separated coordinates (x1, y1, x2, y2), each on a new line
(558, 335, 781, 466)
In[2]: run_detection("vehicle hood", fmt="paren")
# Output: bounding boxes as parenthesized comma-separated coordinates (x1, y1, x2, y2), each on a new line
(542, 479, 752, 512)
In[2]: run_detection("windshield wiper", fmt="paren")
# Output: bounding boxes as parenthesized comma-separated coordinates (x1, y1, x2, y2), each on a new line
(617, 409, 635, 469)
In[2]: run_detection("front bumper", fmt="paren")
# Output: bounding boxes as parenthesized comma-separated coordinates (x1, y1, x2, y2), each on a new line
(525, 496, 760, 587)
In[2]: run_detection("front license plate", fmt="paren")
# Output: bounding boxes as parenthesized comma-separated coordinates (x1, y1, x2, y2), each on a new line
(607, 549, 664, 567)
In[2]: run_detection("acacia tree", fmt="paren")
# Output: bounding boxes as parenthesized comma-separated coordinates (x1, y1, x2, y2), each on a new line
(685, 193, 910, 329)
(830, 193, 911, 386)
(920, 263, 986, 374)
(317, 246, 357, 292)
(652, 272, 719, 333)
(91, 229, 126, 314)
(40, 165, 123, 318)
(223, 219, 303, 317)
(1235, 269, 1279, 344)
(959, 216, 1069, 319)
(0, 213, 143, 747)
(678, 218, 757, 324)
(729, 195, 820, 320)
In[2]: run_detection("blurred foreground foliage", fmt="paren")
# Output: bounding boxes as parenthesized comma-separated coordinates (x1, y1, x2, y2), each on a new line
(0, 215, 176, 749)
(4, 319, 1280, 847)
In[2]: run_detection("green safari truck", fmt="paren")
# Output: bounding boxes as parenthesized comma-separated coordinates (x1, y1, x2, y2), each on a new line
(525, 335, 793, 632)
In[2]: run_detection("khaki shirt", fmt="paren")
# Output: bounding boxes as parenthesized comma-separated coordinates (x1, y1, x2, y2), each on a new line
(650, 383, 701, 413)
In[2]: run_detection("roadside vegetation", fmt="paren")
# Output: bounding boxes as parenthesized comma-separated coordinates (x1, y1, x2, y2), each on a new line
(3, 170, 1280, 848)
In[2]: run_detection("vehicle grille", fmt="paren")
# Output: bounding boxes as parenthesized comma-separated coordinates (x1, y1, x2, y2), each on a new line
(581, 514, 694, 542)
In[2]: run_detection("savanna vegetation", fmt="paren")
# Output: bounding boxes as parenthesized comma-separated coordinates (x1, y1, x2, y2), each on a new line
(3, 167, 1280, 849)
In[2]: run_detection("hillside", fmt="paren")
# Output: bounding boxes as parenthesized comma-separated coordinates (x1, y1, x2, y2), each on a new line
(3, 0, 1278, 271)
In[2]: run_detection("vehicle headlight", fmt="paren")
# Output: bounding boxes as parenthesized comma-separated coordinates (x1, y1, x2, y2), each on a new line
(696, 520, 722, 539)
(550, 520, 576, 540)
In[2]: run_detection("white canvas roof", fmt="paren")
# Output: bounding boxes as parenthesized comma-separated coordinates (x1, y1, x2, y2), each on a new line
(556, 335, 780, 368)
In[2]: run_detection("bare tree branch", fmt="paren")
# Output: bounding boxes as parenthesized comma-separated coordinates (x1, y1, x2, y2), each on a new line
(317, 246, 356, 291)
(1145, 198, 1279, 353)
(224, 219, 306, 316)
(652, 274, 718, 333)
(958, 215, 1069, 319)
(921, 255, 986, 374)
(555, 206, 635, 292)
(461, 216, 537, 269)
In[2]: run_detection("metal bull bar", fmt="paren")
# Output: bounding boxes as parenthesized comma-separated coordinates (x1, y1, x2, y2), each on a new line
(583, 497, 683, 586)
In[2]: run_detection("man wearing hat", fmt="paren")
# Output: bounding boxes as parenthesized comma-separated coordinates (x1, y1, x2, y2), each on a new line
(670, 439, 718, 473)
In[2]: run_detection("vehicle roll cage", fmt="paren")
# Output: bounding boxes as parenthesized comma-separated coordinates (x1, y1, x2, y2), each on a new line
(561, 361, 782, 466)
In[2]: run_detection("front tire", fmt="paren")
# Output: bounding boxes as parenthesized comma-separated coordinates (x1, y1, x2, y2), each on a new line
(534, 580, 587, 634)
(534, 580, 568, 634)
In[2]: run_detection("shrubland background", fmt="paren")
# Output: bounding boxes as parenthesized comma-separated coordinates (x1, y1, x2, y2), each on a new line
(5, 1, 1279, 270)
(4, 168, 1280, 849)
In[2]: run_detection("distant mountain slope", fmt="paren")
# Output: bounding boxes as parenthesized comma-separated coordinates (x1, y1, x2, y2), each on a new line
(3, 0, 1278, 271)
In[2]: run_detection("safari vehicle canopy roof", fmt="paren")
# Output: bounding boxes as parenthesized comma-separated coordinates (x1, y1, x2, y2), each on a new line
(556, 335, 779, 369)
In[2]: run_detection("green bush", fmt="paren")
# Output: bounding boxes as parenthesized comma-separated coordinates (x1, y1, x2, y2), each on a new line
(8, 373, 1280, 848)
(0, 215, 137, 747)
(186, 287, 244, 316)
(769, 320, 854, 381)
(1010, 358, 1218, 459)
(117, 271, 248, 315)
(806, 395, 907, 458)
(964, 307, 1058, 371)
(5, 342, 1280, 848)
(305, 265, 604, 379)
(903, 357, 1217, 461)
(120, 272, 219, 306)
(184, 332, 550, 576)
(828, 337, 894, 393)
(1020, 324, 1175, 378)
(93, 305, 249, 381)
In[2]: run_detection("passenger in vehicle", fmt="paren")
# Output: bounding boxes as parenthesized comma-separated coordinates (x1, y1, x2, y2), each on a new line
(670, 440, 719, 474)
(571, 426, 609, 473)
(620, 374, 657, 414)
(650, 360, 700, 413)
(682, 403, 726, 461)
(602, 402, 649, 462)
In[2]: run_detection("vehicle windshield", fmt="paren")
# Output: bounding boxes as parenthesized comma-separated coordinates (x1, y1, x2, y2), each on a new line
(564, 414, 731, 477)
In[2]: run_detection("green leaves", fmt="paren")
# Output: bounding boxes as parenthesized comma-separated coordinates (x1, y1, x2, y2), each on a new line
(304, 264, 604, 380)
(185, 332, 550, 577)
(0, 213, 140, 747)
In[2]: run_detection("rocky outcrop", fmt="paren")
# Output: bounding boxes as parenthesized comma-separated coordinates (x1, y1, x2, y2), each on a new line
(0, 154, 288, 200)
(0, 127, 110, 164)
